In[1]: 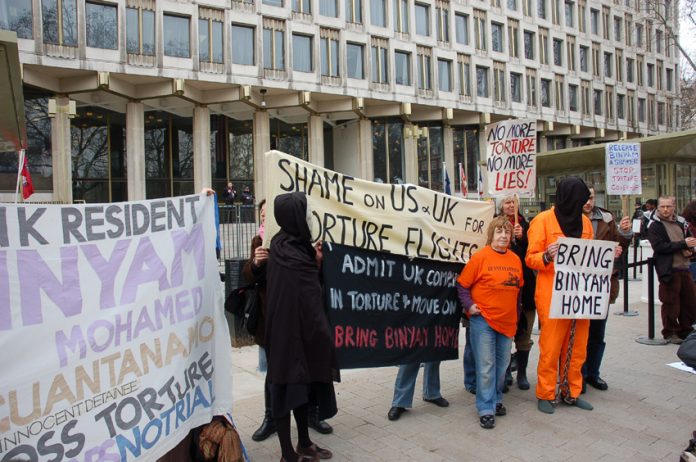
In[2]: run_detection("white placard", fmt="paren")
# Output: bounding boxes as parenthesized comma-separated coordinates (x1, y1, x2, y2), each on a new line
(484, 119, 537, 196)
(549, 237, 617, 319)
(606, 143, 641, 195)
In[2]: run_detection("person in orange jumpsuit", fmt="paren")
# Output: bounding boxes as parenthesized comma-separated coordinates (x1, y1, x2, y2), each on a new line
(526, 177, 594, 414)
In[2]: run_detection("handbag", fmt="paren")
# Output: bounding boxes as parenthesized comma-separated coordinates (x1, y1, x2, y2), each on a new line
(242, 285, 260, 336)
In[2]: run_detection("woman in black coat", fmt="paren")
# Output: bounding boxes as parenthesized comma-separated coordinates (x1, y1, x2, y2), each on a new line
(266, 192, 337, 462)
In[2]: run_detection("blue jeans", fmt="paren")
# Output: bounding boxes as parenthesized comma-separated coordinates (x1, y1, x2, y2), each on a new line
(258, 346, 268, 373)
(391, 362, 442, 408)
(583, 317, 607, 379)
(469, 315, 512, 416)
(463, 327, 476, 391)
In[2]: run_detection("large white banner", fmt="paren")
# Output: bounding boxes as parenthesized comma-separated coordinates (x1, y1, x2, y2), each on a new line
(606, 142, 641, 195)
(0, 195, 233, 462)
(485, 119, 537, 197)
(263, 151, 495, 263)
(549, 238, 617, 319)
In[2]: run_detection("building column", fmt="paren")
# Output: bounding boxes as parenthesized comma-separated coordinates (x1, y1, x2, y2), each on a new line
(357, 119, 372, 180)
(193, 105, 211, 192)
(403, 124, 418, 185)
(126, 101, 146, 200)
(308, 115, 324, 167)
(253, 110, 270, 200)
(443, 125, 455, 192)
(51, 96, 72, 203)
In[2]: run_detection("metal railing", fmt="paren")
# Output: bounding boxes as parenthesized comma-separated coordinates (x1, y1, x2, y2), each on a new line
(218, 204, 258, 261)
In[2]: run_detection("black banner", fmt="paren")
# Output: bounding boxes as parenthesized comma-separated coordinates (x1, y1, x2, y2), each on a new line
(322, 243, 464, 369)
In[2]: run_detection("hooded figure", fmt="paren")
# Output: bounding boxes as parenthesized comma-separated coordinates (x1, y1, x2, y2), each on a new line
(265, 192, 337, 462)
(525, 177, 594, 415)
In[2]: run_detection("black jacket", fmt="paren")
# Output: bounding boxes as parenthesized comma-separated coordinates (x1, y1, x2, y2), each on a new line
(646, 213, 692, 283)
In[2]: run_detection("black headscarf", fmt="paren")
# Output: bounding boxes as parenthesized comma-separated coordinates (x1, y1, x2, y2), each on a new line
(272, 192, 316, 264)
(554, 177, 590, 238)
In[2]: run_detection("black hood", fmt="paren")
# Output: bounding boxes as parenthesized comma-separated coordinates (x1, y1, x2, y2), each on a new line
(274, 191, 312, 242)
(554, 177, 590, 238)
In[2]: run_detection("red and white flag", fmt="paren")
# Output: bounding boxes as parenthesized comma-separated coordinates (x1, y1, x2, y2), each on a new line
(458, 163, 467, 197)
(20, 151, 34, 199)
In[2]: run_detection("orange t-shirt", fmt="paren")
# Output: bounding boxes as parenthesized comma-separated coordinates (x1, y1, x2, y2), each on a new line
(457, 245, 523, 337)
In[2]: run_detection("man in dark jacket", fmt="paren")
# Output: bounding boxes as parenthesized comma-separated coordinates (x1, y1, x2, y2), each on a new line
(646, 196, 696, 344)
(581, 187, 632, 391)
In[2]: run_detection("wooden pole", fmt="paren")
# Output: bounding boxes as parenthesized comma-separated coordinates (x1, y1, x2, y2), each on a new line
(514, 193, 519, 227)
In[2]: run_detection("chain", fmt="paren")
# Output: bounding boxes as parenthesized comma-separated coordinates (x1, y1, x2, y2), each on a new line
(557, 319, 576, 403)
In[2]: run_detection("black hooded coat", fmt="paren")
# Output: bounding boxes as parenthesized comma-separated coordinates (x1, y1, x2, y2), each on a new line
(265, 192, 337, 419)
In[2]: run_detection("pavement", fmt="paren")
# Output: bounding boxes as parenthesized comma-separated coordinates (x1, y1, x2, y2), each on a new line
(228, 276, 696, 461)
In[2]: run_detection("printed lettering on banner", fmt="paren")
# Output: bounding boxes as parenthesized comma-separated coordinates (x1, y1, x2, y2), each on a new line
(549, 237, 617, 319)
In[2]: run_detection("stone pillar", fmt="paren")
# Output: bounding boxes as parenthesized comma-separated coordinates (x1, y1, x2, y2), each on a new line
(403, 124, 418, 185)
(126, 101, 146, 200)
(308, 115, 324, 167)
(357, 119, 372, 180)
(193, 105, 211, 192)
(51, 96, 72, 203)
(443, 125, 455, 192)
(253, 110, 270, 200)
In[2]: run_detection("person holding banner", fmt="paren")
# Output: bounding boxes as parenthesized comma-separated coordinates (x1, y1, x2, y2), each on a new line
(526, 177, 594, 414)
(387, 362, 449, 421)
(581, 188, 632, 391)
(265, 192, 337, 462)
(457, 215, 523, 429)
(497, 194, 537, 391)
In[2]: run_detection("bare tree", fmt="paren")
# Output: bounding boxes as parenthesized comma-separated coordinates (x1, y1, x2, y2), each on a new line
(644, 0, 696, 73)
(680, 70, 696, 128)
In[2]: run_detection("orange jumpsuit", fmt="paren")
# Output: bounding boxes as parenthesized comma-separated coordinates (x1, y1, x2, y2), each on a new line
(525, 208, 593, 400)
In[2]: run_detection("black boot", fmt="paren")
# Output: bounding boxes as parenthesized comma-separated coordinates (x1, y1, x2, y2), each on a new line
(308, 405, 333, 434)
(516, 350, 530, 390)
(252, 387, 276, 441)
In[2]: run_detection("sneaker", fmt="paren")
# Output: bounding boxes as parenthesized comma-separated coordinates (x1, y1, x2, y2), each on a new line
(667, 335, 683, 345)
(479, 415, 495, 429)
(495, 403, 507, 416)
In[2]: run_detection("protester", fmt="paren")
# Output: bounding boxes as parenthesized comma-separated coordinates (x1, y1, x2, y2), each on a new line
(526, 177, 594, 414)
(265, 192, 337, 462)
(456, 215, 523, 429)
(640, 199, 658, 238)
(387, 361, 449, 421)
(581, 187, 632, 392)
(242, 185, 255, 205)
(646, 196, 696, 344)
(682, 200, 696, 282)
(497, 195, 537, 390)
(223, 182, 237, 205)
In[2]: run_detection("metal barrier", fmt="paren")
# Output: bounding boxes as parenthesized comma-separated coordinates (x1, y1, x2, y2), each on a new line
(218, 204, 258, 261)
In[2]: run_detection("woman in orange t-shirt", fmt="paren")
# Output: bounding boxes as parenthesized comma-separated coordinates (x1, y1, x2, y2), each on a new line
(457, 215, 523, 429)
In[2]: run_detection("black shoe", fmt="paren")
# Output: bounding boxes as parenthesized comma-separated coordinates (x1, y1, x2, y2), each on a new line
(479, 415, 495, 429)
(251, 415, 276, 441)
(423, 397, 449, 407)
(495, 403, 507, 416)
(308, 417, 333, 434)
(387, 406, 406, 421)
(465, 387, 476, 395)
(586, 376, 608, 391)
(516, 350, 530, 390)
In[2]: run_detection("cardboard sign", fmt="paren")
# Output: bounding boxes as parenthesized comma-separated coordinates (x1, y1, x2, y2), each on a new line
(0, 196, 233, 462)
(322, 243, 462, 368)
(263, 151, 494, 263)
(606, 143, 641, 195)
(485, 119, 537, 196)
(549, 237, 617, 319)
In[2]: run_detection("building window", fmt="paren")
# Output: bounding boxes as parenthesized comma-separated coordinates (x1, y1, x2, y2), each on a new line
(524, 30, 535, 59)
(553, 38, 563, 66)
(566, 35, 576, 71)
(458, 54, 472, 97)
(551, 0, 561, 24)
(539, 28, 549, 65)
(346, 0, 363, 23)
(320, 29, 339, 76)
(436, 1, 449, 42)
(347, 42, 364, 78)
(395, 50, 411, 85)
(476, 66, 489, 97)
(590, 8, 599, 35)
(617, 93, 625, 119)
(85, 1, 117, 49)
(591, 42, 600, 77)
(511, 72, 522, 102)
(656, 60, 663, 89)
(603, 51, 612, 78)
(493, 61, 506, 102)
(555, 75, 565, 110)
(646, 62, 654, 87)
(638, 97, 645, 122)
(417, 47, 432, 90)
(538, 0, 546, 18)
(605, 85, 614, 119)
(565, 0, 574, 27)
(163, 14, 190, 58)
(636, 54, 644, 86)
(453, 127, 479, 194)
(579, 45, 588, 72)
(657, 101, 665, 125)
(578, 0, 586, 32)
(371, 0, 386, 27)
(394, 0, 409, 33)
(293, 33, 313, 72)
(601, 6, 609, 40)
(615, 49, 623, 82)
(581, 80, 590, 115)
(526, 68, 537, 107)
(635, 23, 643, 47)
(625, 14, 632, 46)
(508, 20, 519, 58)
(320, 0, 337, 16)
(372, 118, 404, 184)
(627, 90, 635, 123)
(455, 13, 469, 44)
(508, 0, 518, 10)
(666, 68, 673, 91)
(474, 9, 487, 51)
(199, 9, 224, 64)
(438, 58, 452, 92)
(145, 112, 195, 198)
(541, 78, 552, 107)
(263, 0, 283, 5)
(417, 124, 444, 191)
(613, 16, 622, 42)
(0, 0, 32, 38)
(523, 0, 533, 16)
(593, 88, 602, 115)
(655, 30, 663, 54)
(415, 3, 430, 36)
(569, 83, 578, 111)
(263, 18, 285, 70)
(491, 0, 501, 8)
(292, 0, 311, 13)
(371, 37, 389, 83)
(646, 21, 652, 52)
(232, 24, 255, 65)
(626, 57, 634, 82)
(42, 0, 77, 46)
(491, 22, 504, 53)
